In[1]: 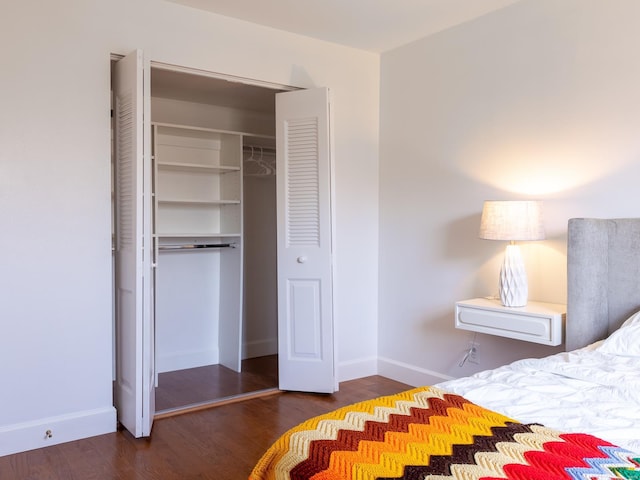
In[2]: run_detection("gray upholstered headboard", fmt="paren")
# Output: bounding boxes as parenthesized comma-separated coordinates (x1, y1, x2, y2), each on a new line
(566, 218, 640, 350)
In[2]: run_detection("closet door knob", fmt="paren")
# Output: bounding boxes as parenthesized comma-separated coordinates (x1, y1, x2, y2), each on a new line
(297, 256, 307, 264)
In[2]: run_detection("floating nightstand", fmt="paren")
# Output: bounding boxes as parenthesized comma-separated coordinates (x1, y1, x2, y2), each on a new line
(455, 297, 565, 346)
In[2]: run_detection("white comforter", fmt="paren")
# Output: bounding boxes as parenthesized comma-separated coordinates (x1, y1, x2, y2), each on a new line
(437, 343, 640, 453)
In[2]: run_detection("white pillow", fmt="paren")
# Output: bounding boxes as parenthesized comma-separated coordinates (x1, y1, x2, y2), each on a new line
(620, 310, 640, 329)
(596, 310, 640, 357)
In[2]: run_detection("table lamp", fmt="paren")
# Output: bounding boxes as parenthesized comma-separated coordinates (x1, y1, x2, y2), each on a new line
(479, 200, 545, 307)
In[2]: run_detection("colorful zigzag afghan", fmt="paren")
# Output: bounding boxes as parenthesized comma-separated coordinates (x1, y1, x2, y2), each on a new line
(249, 386, 640, 480)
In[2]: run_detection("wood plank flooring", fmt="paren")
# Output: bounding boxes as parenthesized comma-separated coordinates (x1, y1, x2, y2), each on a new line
(0, 375, 411, 480)
(156, 355, 279, 412)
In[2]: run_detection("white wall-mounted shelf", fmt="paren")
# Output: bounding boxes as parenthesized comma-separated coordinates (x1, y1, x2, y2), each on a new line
(155, 233, 241, 239)
(455, 297, 565, 346)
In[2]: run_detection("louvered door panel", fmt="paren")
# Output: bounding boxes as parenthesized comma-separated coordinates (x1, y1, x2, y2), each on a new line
(286, 118, 320, 247)
(276, 88, 335, 393)
(116, 92, 135, 248)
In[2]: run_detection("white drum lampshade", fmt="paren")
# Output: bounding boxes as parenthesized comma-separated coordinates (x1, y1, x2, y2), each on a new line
(479, 200, 545, 307)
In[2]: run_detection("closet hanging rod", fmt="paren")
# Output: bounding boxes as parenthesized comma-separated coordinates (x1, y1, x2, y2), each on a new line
(158, 243, 236, 251)
(243, 145, 276, 154)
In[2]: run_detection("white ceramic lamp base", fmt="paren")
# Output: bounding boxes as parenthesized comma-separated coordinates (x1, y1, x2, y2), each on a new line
(499, 244, 528, 307)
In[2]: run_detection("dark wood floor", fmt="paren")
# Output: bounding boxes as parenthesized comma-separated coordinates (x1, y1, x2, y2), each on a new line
(156, 355, 279, 411)
(0, 375, 411, 480)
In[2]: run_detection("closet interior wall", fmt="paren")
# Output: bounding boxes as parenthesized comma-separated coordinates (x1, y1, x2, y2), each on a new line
(242, 143, 277, 360)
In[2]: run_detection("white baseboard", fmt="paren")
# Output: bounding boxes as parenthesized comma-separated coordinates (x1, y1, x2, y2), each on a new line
(377, 357, 454, 387)
(0, 406, 117, 457)
(242, 338, 277, 359)
(337, 356, 378, 382)
(157, 348, 219, 373)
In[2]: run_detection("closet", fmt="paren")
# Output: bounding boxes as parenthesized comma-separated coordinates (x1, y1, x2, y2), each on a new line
(150, 68, 280, 410)
(113, 58, 281, 415)
(151, 68, 277, 410)
(112, 50, 336, 437)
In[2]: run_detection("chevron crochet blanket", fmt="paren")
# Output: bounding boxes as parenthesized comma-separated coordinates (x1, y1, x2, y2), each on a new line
(249, 386, 640, 480)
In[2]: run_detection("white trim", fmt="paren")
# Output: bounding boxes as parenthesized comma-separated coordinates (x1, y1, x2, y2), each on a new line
(337, 356, 377, 382)
(377, 357, 455, 387)
(109, 54, 299, 92)
(156, 348, 219, 373)
(0, 407, 116, 457)
(150, 61, 298, 92)
(153, 121, 276, 140)
(328, 89, 339, 392)
(242, 338, 277, 359)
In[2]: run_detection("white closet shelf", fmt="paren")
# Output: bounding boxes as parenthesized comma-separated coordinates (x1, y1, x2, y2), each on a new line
(154, 121, 275, 139)
(155, 233, 241, 238)
(156, 161, 240, 173)
(157, 198, 240, 205)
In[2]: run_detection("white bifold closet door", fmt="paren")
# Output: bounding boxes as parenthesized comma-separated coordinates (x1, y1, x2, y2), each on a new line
(276, 87, 336, 394)
(113, 49, 155, 438)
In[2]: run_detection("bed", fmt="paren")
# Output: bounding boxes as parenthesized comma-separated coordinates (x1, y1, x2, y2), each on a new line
(250, 218, 640, 480)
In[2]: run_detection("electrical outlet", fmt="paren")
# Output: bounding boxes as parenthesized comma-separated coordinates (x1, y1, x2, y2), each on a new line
(458, 340, 480, 367)
(468, 341, 479, 364)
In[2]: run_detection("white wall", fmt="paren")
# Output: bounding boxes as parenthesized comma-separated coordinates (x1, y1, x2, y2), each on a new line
(0, 0, 379, 455)
(243, 168, 278, 359)
(378, 0, 640, 386)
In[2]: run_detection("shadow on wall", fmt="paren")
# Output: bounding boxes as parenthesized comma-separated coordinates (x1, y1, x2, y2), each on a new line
(289, 65, 317, 89)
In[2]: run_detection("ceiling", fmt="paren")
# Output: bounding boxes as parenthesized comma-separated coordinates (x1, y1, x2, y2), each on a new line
(164, 0, 521, 53)
(152, 0, 521, 113)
